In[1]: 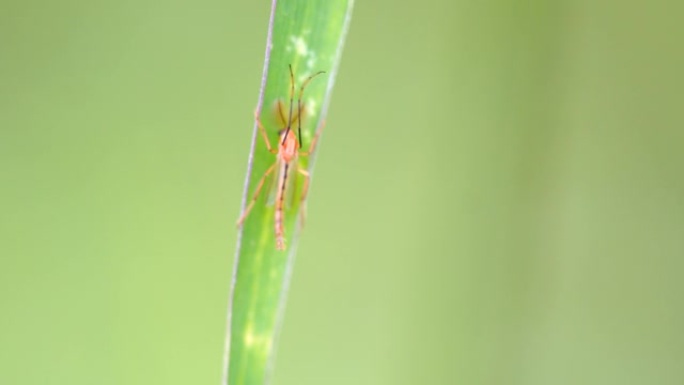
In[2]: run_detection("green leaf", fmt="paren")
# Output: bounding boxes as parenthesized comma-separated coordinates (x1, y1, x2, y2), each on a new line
(222, 1, 354, 384)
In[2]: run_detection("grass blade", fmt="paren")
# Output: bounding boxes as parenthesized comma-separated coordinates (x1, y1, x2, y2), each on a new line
(222, 1, 354, 384)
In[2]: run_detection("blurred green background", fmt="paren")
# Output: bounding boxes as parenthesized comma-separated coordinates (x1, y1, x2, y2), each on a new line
(2, 0, 683, 384)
